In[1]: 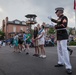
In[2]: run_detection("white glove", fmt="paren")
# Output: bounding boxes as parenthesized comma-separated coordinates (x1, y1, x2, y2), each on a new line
(51, 22, 55, 26)
(49, 22, 55, 27)
(48, 16, 52, 20)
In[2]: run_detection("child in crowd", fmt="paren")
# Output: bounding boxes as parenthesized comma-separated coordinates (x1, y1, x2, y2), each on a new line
(0, 40, 2, 48)
(25, 31, 31, 55)
(13, 34, 18, 52)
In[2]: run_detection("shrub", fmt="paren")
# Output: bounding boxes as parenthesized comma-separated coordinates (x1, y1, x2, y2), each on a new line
(69, 41, 76, 46)
(0, 30, 5, 40)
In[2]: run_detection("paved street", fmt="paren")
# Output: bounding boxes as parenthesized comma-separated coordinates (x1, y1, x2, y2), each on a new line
(0, 46, 76, 75)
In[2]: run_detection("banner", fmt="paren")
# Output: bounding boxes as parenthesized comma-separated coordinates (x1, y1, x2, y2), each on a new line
(74, 0, 76, 10)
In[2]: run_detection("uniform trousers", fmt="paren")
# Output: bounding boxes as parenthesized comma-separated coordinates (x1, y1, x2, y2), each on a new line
(57, 40, 72, 69)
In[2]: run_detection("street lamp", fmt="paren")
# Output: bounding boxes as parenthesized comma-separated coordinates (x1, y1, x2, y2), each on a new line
(25, 14, 37, 33)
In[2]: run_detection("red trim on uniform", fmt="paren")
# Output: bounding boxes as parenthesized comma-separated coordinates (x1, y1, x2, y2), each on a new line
(61, 24, 65, 27)
(74, 0, 76, 10)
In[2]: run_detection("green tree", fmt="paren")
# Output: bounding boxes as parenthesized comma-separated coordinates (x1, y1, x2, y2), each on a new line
(47, 28, 55, 35)
(69, 28, 76, 35)
(0, 30, 5, 40)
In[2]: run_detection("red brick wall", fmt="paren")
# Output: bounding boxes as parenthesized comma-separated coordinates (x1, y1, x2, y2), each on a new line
(7, 24, 29, 33)
(2, 17, 32, 39)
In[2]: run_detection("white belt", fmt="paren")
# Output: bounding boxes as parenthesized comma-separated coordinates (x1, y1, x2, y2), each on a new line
(56, 28, 67, 30)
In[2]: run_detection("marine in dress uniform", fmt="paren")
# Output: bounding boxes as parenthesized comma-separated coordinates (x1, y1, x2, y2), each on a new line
(50, 7, 72, 74)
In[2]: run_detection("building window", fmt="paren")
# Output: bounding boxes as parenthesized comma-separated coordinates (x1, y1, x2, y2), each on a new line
(20, 27, 23, 31)
(13, 26, 16, 32)
(15, 21, 20, 24)
(22, 21, 26, 25)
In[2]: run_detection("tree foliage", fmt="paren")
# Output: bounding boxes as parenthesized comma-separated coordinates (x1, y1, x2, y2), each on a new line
(47, 28, 55, 35)
(0, 30, 5, 40)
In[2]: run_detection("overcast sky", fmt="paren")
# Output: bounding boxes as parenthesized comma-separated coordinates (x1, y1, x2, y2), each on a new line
(0, 0, 75, 28)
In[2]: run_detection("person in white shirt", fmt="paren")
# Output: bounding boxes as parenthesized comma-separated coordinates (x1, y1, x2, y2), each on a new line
(35, 24, 46, 58)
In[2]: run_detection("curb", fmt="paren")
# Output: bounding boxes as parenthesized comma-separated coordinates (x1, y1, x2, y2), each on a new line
(68, 46, 76, 47)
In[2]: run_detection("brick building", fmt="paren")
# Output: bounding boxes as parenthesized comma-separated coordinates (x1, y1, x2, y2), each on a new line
(2, 17, 30, 39)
